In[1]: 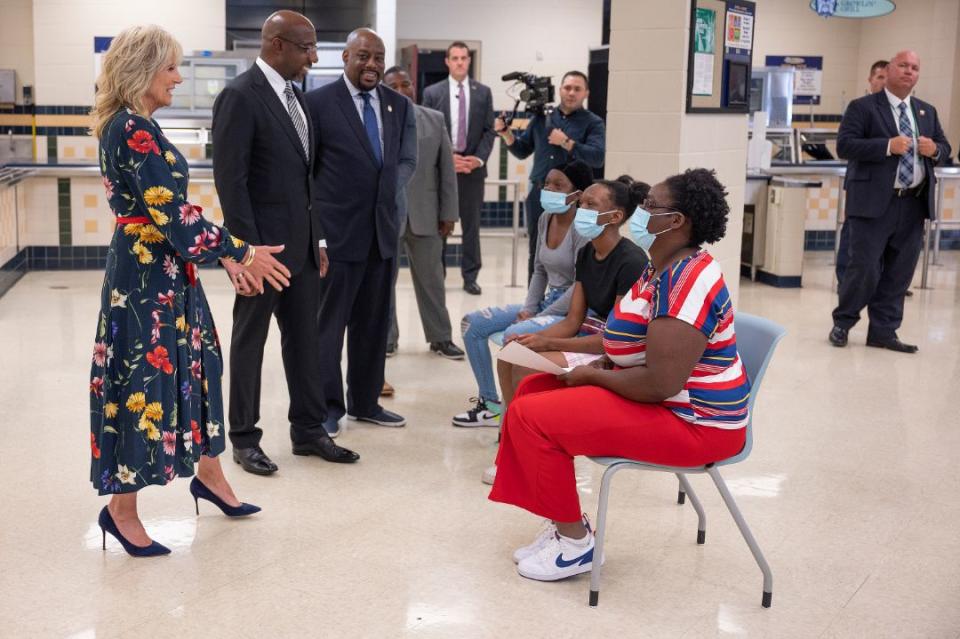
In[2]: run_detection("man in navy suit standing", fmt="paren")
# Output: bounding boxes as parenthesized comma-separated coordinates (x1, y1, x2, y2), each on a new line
(830, 50, 950, 353)
(422, 42, 496, 296)
(306, 28, 417, 435)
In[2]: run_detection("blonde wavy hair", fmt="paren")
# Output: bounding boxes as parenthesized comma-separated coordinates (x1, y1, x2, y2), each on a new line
(90, 25, 183, 139)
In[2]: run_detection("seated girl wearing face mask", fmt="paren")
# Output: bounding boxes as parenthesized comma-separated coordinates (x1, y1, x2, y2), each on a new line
(453, 161, 595, 428)
(482, 176, 649, 484)
(488, 169, 751, 584)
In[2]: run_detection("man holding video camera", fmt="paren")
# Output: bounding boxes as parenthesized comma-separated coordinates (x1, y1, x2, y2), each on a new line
(495, 70, 606, 279)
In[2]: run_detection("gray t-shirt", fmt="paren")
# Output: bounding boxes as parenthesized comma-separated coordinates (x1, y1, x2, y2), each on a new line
(522, 212, 590, 317)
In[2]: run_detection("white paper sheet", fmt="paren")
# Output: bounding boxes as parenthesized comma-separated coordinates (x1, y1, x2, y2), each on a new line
(496, 341, 572, 375)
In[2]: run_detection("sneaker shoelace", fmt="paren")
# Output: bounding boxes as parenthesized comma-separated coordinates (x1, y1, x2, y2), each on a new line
(465, 397, 488, 419)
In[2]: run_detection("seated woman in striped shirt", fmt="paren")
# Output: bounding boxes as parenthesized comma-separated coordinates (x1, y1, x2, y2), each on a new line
(489, 168, 751, 583)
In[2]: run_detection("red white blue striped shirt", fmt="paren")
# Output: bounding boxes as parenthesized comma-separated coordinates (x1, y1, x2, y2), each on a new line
(602, 251, 750, 430)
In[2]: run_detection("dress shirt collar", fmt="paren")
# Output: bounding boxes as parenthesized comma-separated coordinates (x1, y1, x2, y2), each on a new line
(448, 75, 469, 90)
(343, 74, 377, 101)
(884, 87, 912, 112)
(256, 57, 288, 98)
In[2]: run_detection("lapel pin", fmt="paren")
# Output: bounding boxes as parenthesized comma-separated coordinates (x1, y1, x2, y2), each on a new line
(387, 105, 393, 113)
(919, 109, 925, 116)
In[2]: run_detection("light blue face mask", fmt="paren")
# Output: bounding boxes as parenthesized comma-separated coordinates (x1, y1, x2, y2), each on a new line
(629, 206, 681, 252)
(540, 189, 576, 214)
(574, 208, 615, 240)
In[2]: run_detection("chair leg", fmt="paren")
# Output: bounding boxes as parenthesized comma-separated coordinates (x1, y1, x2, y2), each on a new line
(589, 463, 626, 607)
(677, 478, 685, 504)
(676, 473, 706, 544)
(706, 466, 773, 608)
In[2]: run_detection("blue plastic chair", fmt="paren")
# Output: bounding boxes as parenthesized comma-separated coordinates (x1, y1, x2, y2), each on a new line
(587, 312, 787, 608)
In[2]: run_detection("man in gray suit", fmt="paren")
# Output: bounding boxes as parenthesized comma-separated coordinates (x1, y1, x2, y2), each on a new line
(422, 42, 496, 296)
(384, 66, 464, 371)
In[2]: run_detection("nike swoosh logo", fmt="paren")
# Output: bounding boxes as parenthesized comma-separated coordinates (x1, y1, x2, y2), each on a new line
(555, 547, 593, 568)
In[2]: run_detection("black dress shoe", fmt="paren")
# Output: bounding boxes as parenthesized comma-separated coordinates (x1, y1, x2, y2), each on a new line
(232, 446, 278, 476)
(828, 326, 848, 347)
(430, 340, 465, 360)
(292, 434, 360, 463)
(905, 289, 914, 297)
(463, 281, 482, 295)
(866, 336, 918, 353)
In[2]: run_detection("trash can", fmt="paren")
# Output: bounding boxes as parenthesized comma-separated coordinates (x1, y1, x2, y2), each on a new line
(757, 177, 820, 287)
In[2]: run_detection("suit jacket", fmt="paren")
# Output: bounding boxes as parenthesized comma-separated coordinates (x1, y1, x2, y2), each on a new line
(837, 91, 951, 220)
(306, 77, 417, 262)
(405, 105, 459, 236)
(211, 63, 322, 274)
(422, 77, 496, 177)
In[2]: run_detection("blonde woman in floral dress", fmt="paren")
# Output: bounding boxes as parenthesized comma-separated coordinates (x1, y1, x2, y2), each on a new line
(88, 25, 291, 556)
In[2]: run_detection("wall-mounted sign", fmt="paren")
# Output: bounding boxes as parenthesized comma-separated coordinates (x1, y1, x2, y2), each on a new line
(765, 55, 822, 105)
(810, 0, 895, 19)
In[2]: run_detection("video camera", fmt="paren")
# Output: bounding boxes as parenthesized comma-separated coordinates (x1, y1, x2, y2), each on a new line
(501, 71, 555, 127)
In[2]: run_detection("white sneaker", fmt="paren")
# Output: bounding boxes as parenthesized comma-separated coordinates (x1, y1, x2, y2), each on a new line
(481, 464, 497, 485)
(512, 514, 592, 564)
(517, 531, 598, 582)
(452, 398, 501, 428)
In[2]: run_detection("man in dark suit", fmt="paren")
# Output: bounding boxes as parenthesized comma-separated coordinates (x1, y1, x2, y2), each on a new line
(422, 42, 496, 296)
(383, 66, 463, 362)
(306, 28, 417, 435)
(830, 50, 950, 353)
(213, 10, 359, 474)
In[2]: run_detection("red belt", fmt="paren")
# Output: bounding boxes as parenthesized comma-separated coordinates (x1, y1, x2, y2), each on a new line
(115, 215, 151, 225)
(115, 216, 198, 286)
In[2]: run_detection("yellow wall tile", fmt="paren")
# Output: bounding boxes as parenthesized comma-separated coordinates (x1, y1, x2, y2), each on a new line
(83, 194, 97, 208)
(84, 219, 98, 233)
(200, 194, 214, 207)
(63, 146, 76, 158)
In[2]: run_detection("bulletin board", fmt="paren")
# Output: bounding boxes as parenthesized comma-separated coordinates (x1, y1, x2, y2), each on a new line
(686, 0, 756, 114)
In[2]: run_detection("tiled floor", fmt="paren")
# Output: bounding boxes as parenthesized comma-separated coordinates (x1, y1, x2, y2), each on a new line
(1, 239, 958, 638)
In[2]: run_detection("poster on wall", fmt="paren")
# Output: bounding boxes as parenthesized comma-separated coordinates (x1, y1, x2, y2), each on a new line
(93, 37, 114, 85)
(765, 55, 823, 105)
(810, 0, 895, 18)
(693, 8, 716, 95)
(724, 8, 753, 52)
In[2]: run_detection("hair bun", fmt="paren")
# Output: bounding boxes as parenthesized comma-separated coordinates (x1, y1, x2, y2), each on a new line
(628, 180, 651, 209)
(614, 174, 634, 187)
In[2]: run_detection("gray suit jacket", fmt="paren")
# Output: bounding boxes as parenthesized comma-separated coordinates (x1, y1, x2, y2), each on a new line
(405, 105, 459, 236)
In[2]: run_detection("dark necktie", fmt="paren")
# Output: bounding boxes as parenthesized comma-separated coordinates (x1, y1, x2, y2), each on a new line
(456, 82, 467, 153)
(896, 102, 914, 188)
(283, 82, 309, 157)
(360, 92, 382, 167)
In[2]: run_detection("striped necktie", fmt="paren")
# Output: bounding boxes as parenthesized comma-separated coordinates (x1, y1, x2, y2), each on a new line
(284, 82, 309, 157)
(896, 102, 914, 189)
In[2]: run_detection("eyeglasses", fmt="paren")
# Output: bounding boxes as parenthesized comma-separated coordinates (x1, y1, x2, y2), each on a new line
(642, 198, 679, 214)
(275, 36, 318, 53)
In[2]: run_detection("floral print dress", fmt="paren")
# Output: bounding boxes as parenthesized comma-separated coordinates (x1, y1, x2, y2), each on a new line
(89, 110, 247, 495)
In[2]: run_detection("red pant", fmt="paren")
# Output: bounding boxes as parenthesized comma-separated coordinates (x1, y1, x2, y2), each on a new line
(488, 374, 746, 522)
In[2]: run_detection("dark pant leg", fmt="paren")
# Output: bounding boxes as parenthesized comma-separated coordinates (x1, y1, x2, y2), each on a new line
(835, 220, 851, 284)
(405, 225, 452, 343)
(866, 197, 926, 340)
(832, 210, 895, 330)
(458, 171, 484, 284)
(525, 183, 543, 281)
(316, 259, 366, 420)
(345, 254, 395, 417)
(273, 259, 329, 444)
(228, 286, 280, 448)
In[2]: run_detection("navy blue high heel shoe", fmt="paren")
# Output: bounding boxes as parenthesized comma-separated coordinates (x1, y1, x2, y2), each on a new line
(98, 506, 171, 557)
(190, 477, 261, 517)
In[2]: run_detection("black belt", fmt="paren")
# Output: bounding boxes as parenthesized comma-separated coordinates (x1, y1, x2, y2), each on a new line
(894, 184, 923, 198)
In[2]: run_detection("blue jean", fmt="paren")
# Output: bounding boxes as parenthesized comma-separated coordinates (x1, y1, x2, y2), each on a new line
(460, 287, 566, 403)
